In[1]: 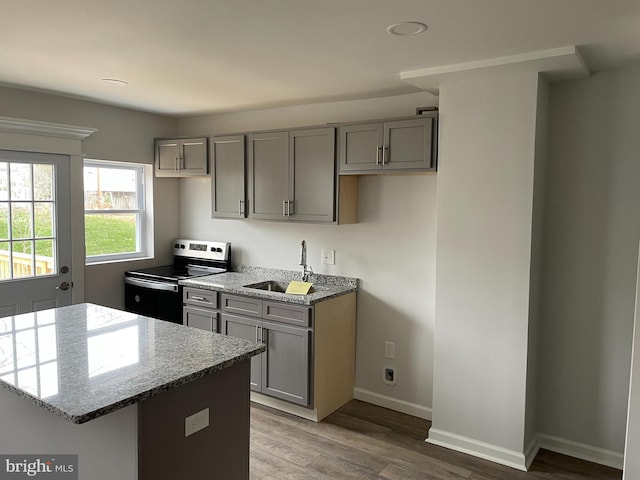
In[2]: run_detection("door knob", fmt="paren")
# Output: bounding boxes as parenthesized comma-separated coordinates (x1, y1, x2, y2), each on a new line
(56, 282, 71, 291)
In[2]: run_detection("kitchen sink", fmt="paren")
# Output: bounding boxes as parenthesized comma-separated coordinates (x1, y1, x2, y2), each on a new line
(243, 280, 290, 293)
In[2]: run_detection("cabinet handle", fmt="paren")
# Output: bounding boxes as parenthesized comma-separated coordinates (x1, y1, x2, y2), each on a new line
(382, 145, 389, 165)
(191, 295, 207, 302)
(288, 200, 293, 216)
(283, 200, 287, 217)
(376, 146, 382, 165)
(261, 327, 267, 345)
(175, 157, 179, 171)
(256, 325, 260, 343)
(239, 200, 245, 216)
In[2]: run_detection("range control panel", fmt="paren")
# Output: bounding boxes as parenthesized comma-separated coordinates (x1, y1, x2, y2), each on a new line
(173, 239, 230, 261)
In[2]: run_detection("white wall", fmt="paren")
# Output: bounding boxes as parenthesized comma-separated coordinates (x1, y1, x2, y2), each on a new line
(0, 86, 181, 308)
(429, 73, 541, 470)
(524, 77, 549, 451)
(623, 243, 640, 479)
(178, 92, 439, 417)
(537, 67, 640, 458)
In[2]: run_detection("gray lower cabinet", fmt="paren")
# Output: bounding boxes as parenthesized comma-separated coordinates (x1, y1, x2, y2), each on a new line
(339, 115, 437, 174)
(182, 286, 356, 421)
(220, 294, 312, 407)
(183, 305, 218, 332)
(247, 127, 336, 222)
(220, 313, 262, 390)
(155, 137, 209, 177)
(211, 135, 246, 218)
(183, 286, 219, 332)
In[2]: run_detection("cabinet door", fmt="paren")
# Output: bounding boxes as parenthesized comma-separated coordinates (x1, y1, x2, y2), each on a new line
(290, 128, 336, 222)
(338, 123, 383, 173)
(183, 305, 218, 332)
(212, 135, 246, 218)
(221, 313, 262, 391)
(247, 131, 289, 220)
(180, 137, 208, 175)
(383, 118, 433, 171)
(262, 322, 311, 406)
(155, 139, 180, 176)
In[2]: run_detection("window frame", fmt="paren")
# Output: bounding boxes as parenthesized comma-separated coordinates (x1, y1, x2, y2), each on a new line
(83, 159, 148, 264)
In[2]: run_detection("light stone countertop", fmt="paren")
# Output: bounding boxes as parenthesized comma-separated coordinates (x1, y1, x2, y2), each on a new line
(0, 303, 265, 424)
(179, 266, 359, 305)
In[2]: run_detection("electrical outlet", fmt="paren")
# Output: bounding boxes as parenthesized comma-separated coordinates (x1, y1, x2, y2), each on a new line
(321, 249, 335, 265)
(384, 341, 395, 359)
(383, 367, 397, 386)
(185, 408, 209, 437)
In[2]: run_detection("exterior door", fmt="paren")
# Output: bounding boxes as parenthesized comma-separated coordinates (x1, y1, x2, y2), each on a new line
(0, 150, 72, 316)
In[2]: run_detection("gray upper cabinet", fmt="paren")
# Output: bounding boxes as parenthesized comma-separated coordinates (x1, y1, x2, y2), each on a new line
(248, 127, 336, 222)
(290, 128, 336, 222)
(339, 115, 437, 174)
(212, 135, 246, 218)
(155, 137, 208, 177)
(247, 131, 290, 220)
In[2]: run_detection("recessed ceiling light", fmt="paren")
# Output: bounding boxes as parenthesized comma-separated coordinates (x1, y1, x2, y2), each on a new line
(100, 78, 128, 87)
(386, 22, 428, 36)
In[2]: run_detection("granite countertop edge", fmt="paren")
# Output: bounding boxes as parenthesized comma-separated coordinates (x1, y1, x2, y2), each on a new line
(179, 266, 359, 305)
(0, 343, 266, 424)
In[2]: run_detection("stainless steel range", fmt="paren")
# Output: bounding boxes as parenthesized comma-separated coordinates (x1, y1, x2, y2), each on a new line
(124, 239, 230, 324)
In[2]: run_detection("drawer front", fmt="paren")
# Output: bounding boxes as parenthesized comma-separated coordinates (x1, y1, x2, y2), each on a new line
(221, 294, 263, 318)
(183, 287, 218, 308)
(263, 301, 311, 327)
(183, 306, 218, 332)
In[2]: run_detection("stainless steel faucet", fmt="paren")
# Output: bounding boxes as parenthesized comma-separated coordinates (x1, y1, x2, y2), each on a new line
(299, 240, 314, 282)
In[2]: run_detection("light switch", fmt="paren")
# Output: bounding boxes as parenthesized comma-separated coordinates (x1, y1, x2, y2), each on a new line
(384, 341, 395, 359)
(321, 249, 335, 265)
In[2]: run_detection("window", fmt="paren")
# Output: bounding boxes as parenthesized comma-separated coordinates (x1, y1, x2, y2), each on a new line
(83, 160, 147, 263)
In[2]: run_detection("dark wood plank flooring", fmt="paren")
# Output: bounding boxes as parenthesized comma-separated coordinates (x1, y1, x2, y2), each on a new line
(250, 400, 622, 480)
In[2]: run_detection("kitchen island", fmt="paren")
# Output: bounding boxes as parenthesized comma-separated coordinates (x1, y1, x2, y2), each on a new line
(0, 303, 265, 480)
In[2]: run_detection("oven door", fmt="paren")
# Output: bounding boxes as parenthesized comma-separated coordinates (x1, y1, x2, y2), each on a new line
(124, 277, 182, 324)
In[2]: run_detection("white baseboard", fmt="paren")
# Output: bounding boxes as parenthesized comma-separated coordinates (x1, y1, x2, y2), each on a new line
(353, 388, 432, 420)
(536, 433, 623, 470)
(426, 428, 528, 471)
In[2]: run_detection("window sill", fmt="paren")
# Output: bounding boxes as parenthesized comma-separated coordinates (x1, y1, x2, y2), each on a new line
(85, 255, 153, 266)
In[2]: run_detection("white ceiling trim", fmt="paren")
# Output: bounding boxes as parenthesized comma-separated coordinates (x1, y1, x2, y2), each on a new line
(0, 116, 97, 140)
(400, 46, 590, 95)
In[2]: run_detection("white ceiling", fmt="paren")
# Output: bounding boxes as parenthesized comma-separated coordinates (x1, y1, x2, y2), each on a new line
(2, 0, 640, 117)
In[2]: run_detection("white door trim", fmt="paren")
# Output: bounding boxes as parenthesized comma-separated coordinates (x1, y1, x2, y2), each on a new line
(0, 116, 97, 304)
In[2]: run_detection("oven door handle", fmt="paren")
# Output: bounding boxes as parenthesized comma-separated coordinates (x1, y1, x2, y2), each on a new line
(125, 277, 179, 293)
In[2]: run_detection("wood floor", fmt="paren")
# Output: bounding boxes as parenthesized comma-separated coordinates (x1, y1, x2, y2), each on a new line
(250, 400, 622, 480)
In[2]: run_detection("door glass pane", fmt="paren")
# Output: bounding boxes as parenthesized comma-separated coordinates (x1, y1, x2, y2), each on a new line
(11, 203, 33, 239)
(35, 239, 54, 276)
(0, 203, 7, 240)
(0, 160, 57, 281)
(33, 164, 53, 201)
(0, 163, 7, 200)
(34, 203, 53, 238)
(0, 241, 9, 280)
(12, 240, 33, 279)
(10, 163, 32, 201)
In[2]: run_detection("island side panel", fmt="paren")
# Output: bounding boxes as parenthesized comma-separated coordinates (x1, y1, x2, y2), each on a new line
(138, 360, 251, 480)
(0, 388, 138, 480)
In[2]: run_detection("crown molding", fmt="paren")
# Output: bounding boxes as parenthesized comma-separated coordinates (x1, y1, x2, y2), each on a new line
(0, 116, 97, 140)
